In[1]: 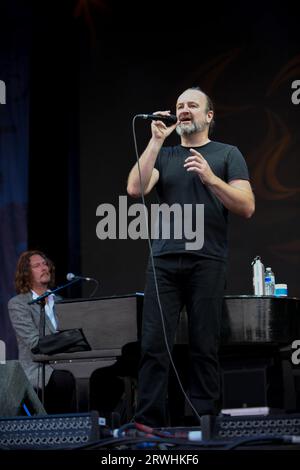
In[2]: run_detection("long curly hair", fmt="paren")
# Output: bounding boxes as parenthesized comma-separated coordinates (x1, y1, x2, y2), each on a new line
(15, 250, 55, 294)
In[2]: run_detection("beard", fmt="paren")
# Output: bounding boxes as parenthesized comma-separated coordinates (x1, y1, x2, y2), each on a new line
(176, 119, 208, 136)
(40, 272, 51, 283)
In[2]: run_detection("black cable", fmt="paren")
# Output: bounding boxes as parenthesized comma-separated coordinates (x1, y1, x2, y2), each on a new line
(88, 279, 100, 298)
(224, 434, 288, 450)
(71, 434, 226, 450)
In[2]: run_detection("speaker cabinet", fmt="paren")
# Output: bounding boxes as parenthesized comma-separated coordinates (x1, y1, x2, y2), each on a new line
(221, 367, 267, 409)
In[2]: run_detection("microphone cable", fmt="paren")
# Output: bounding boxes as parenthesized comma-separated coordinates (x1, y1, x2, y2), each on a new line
(66, 273, 100, 298)
(88, 278, 100, 298)
(131, 115, 202, 426)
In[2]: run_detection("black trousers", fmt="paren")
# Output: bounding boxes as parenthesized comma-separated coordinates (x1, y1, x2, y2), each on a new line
(135, 253, 227, 427)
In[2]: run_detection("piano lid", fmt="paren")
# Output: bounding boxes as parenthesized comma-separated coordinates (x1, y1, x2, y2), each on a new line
(176, 296, 300, 345)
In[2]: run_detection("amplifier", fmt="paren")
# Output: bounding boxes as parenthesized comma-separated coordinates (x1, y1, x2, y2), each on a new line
(0, 411, 99, 449)
(201, 413, 300, 441)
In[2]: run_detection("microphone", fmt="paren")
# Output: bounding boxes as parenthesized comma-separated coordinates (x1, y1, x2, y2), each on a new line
(136, 113, 177, 125)
(66, 272, 94, 282)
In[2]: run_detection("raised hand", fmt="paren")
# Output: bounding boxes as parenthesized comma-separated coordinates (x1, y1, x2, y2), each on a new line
(183, 148, 217, 185)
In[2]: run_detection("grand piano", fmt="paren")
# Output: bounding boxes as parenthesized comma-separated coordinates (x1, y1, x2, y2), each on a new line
(33, 294, 300, 415)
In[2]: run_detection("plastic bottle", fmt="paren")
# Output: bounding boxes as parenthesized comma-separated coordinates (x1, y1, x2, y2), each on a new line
(265, 267, 275, 295)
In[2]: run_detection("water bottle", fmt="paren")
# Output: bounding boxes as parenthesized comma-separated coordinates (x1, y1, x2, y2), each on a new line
(252, 256, 265, 295)
(265, 267, 275, 295)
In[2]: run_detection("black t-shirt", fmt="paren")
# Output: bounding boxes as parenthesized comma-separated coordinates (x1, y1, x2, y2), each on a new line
(152, 141, 250, 260)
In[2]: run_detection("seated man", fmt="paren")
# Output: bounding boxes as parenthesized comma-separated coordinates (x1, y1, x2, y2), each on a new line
(8, 250, 76, 414)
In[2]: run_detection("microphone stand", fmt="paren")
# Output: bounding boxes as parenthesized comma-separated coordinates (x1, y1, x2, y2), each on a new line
(28, 278, 81, 406)
(28, 278, 80, 305)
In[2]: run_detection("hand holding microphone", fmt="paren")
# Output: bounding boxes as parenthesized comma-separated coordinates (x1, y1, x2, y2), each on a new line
(136, 111, 178, 143)
(136, 112, 178, 125)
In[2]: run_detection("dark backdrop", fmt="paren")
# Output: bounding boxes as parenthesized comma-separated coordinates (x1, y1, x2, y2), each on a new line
(79, 1, 300, 297)
(1, 0, 300, 357)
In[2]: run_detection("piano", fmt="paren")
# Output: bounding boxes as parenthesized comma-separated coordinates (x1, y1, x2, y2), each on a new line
(33, 294, 143, 413)
(33, 294, 300, 413)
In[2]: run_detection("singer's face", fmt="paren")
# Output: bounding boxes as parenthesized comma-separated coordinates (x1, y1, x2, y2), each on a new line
(176, 89, 211, 135)
(29, 254, 51, 288)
